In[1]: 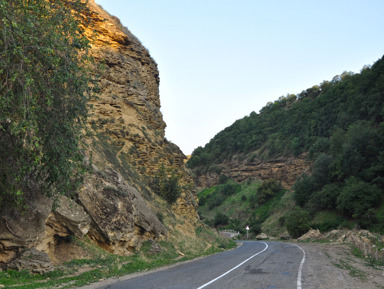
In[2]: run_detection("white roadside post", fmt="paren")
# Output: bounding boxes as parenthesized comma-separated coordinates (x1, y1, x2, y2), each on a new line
(246, 226, 250, 239)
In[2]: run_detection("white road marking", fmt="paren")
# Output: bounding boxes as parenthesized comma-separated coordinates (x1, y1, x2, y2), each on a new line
(196, 242, 269, 289)
(292, 244, 306, 289)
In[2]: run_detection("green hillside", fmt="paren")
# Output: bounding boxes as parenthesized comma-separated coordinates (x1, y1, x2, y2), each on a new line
(188, 56, 384, 167)
(190, 56, 384, 235)
(197, 178, 288, 237)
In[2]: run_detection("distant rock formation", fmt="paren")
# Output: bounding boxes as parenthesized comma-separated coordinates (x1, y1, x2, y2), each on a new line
(196, 154, 311, 189)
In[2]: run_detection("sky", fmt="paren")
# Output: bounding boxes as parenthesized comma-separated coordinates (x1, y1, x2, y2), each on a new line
(95, 0, 384, 155)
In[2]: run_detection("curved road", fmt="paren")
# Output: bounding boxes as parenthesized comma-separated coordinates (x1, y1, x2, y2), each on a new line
(91, 241, 306, 289)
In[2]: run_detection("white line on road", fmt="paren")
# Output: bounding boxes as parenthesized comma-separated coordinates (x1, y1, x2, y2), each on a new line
(196, 242, 269, 289)
(292, 244, 306, 289)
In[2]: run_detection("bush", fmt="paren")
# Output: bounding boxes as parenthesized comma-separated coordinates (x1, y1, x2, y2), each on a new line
(307, 183, 340, 211)
(248, 219, 262, 235)
(293, 174, 316, 207)
(311, 216, 345, 232)
(286, 207, 311, 238)
(218, 174, 229, 184)
(220, 182, 241, 196)
(207, 194, 226, 209)
(198, 195, 207, 206)
(336, 177, 381, 219)
(256, 179, 284, 205)
(214, 212, 229, 227)
(311, 154, 334, 188)
(151, 165, 181, 204)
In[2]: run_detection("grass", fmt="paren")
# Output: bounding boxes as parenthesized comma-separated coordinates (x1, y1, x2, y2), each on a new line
(351, 245, 384, 268)
(0, 228, 235, 289)
(331, 259, 366, 280)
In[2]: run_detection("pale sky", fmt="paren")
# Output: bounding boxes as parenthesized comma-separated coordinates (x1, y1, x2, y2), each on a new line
(95, 0, 384, 155)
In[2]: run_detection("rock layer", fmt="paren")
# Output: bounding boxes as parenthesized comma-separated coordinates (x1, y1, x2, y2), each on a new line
(197, 154, 311, 189)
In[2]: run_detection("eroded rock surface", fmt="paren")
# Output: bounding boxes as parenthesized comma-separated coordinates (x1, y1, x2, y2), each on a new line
(197, 154, 311, 189)
(7, 248, 53, 275)
(0, 0, 198, 270)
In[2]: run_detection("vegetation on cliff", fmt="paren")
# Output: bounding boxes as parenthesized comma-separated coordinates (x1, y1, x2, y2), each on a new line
(191, 56, 384, 234)
(0, 0, 95, 208)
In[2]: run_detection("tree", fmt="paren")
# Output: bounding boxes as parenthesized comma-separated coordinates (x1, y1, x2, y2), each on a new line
(293, 174, 316, 207)
(285, 207, 311, 238)
(336, 177, 381, 220)
(0, 0, 95, 208)
(311, 153, 334, 188)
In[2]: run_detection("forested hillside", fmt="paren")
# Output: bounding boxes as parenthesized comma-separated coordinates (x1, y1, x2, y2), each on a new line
(189, 56, 384, 167)
(189, 56, 384, 234)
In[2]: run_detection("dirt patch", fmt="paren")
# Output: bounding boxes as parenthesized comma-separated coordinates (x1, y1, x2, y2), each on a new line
(300, 243, 384, 289)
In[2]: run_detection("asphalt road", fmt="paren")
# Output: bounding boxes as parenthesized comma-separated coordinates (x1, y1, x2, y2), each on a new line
(92, 241, 305, 289)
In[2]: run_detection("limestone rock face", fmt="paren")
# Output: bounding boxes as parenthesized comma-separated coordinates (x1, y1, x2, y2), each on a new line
(85, 1, 197, 220)
(0, 1, 198, 269)
(196, 154, 310, 189)
(79, 169, 166, 255)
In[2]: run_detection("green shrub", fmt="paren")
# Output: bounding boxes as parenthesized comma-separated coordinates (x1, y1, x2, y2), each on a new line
(218, 174, 229, 184)
(220, 182, 241, 196)
(293, 174, 316, 207)
(307, 183, 340, 211)
(256, 179, 284, 205)
(248, 219, 262, 235)
(336, 177, 381, 220)
(311, 153, 334, 187)
(311, 217, 344, 232)
(207, 194, 225, 209)
(198, 195, 207, 206)
(151, 165, 181, 204)
(213, 212, 229, 227)
(286, 207, 311, 238)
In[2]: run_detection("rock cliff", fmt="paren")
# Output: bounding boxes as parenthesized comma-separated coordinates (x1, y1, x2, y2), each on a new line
(196, 154, 311, 189)
(0, 0, 198, 270)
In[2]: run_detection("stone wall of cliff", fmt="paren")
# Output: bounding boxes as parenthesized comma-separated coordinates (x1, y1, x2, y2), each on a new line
(0, 1, 198, 270)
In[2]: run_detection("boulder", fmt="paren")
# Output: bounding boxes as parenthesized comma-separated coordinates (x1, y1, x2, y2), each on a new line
(47, 196, 91, 239)
(256, 233, 269, 240)
(7, 248, 53, 274)
(0, 194, 52, 265)
(297, 229, 321, 241)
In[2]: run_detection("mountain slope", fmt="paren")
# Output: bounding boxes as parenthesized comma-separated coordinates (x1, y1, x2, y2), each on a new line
(189, 56, 384, 234)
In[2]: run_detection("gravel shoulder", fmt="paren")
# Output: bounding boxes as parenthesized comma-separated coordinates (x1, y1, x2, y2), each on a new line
(300, 243, 384, 289)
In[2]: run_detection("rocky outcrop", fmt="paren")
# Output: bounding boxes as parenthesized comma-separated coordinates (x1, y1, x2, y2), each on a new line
(7, 248, 53, 275)
(79, 168, 166, 255)
(0, 194, 52, 266)
(0, 1, 198, 270)
(197, 154, 311, 189)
